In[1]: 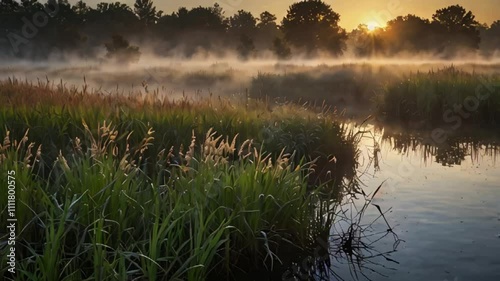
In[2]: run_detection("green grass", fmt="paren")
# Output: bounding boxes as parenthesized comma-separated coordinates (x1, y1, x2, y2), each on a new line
(376, 66, 500, 128)
(249, 67, 377, 106)
(0, 78, 359, 280)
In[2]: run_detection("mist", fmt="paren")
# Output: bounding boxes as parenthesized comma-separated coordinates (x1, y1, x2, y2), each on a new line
(1, 0, 499, 119)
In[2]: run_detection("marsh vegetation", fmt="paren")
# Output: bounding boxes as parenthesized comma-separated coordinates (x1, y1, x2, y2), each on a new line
(1, 0, 500, 280)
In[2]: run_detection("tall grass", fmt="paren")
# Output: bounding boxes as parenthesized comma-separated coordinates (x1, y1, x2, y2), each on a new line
(0, 78, 358, 280)
(0, 78, 357, 184)
(376, 66, 500, 128)
(249, 68, 378, 106)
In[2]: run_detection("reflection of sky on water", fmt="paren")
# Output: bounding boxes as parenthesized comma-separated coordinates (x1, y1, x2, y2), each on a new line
(332, 126, 500, 281)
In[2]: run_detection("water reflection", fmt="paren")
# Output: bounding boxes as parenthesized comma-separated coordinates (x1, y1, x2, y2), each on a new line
(346, 125, 500, 281)
(375, 127, 499, 166)
(222, 126, 499, 281)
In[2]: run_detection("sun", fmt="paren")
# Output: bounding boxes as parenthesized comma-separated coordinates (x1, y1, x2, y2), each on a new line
(366, 21, 382, 31)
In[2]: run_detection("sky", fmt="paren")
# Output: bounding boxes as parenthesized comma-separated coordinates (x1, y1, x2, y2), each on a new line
(70, 0, 500, 31)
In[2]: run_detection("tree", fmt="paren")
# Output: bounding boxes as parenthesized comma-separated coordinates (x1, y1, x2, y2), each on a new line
(273, 37, 291, 59)
(254, 11, 280, 51)
(257, 11, 277, 29)
(432, 5, 478, 31)
(237, 34, 255, 59)
(432, 5, 480, 50)
(20, 0, 43, 13)
(347, 24, 376, 57)
(105, 35, 141, 64)
(229, 10, 257, 55)
(161, 4, 227, 32)
(382, 14, 435, 54)
(281, 0, 347, 55)
(72, 0, 90, 16)
(480, 20, 500, 55)
(156, 4, 228, 55)
(85, 2, 139, 42)
(492, 20, 500, 30)
(229, 10, 257, 35)
(134, 0, 162, 27)
(0, 0, 20, 12)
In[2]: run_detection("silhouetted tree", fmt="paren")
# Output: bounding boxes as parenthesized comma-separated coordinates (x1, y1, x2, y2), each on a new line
(72, 0, 90, 16)
(84, 2, 139, 43)
(281, 0, 347, 55)
(0, 0, 20, 12)
(273, 37, 291, 59)
(34, 0, 88, 55)
(481, 20, 500, 55)
(0, 0, 496, 60)
(347, 24, 376, 57)
(229, 10, 257, 57)
(432, 5, 480, 51)
(229, 10, 256, 35)
(382, 14, 435, 54)
(258, 11, 277, 28)
(20, 0, 43, 12)
(156, 4, 228, 55)
(237, 34, 255, 59)
(134, 0, 162, 27)
(432, 5, 478, 31)
(491, 20, 500, 32)
(105, 35, 141, 63)
(255, 11, 281, 50)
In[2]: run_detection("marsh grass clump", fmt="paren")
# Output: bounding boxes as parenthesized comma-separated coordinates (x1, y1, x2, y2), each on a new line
(0, 78, 360, 280)
(0, 78, 357, 186)
(249, 69, 377, 106)
(376, 66, 500, 129)
(0, 123, 340, 280)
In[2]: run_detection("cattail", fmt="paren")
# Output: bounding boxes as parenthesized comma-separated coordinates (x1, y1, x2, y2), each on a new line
(57, 150, 70, 171)
(238, 139, 250, 157)
(23, 142, 35, 166)
(167, 146, 174, 164)
(186, 131, 196, 166)
(74, 137, 82, 154)
(179, 144, 184, 158)
(36, 145, 42, 159)
(16, 129, 29, 152)
(3, 131, 11, 149)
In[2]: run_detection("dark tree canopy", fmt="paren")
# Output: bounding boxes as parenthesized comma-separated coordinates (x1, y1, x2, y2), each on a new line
(169, 4, 227, 31)
(383, 14, 435, 53)
(432, 5, 480, 50)
(134, 0, 162, 27)
(273, 37, 291, 59)
(281, 0, 347, 55)
(480, 20, 500, 54)
(347, 24, 377, 57)
(229, 10, 257, 35)
(432, 5, 478, 31)
(0, 0, 20, 12)
(105, 34, 140, 63)
(0, 1, 497, 60)
(73, 0, 90, 15)
(258, 11, 277, 28)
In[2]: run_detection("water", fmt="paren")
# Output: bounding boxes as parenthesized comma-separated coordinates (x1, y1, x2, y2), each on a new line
(334, 127, 500, 281)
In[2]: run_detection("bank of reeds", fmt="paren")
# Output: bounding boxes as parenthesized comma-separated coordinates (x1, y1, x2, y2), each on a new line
(0, 78, 360, 280)
(376, 66, 500, 129)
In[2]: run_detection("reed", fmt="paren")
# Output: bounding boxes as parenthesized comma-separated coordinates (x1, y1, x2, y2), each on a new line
(0, 78, 358, 280)
(376, 66, 500, 128)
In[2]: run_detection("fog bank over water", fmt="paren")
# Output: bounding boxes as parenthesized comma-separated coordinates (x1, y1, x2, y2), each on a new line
(2, 56, 500, 95)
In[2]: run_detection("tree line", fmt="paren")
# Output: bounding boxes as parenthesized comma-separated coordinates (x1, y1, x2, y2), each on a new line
(0, 0, 498, 62)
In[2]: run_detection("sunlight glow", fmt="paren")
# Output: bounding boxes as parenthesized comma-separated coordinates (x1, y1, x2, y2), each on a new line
(366, 21, 382, 31)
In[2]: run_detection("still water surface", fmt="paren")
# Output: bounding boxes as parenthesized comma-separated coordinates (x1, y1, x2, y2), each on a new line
(333, 127, 500, 281)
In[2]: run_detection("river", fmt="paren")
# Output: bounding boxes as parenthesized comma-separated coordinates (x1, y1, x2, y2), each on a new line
(332, 126, 500, 281)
